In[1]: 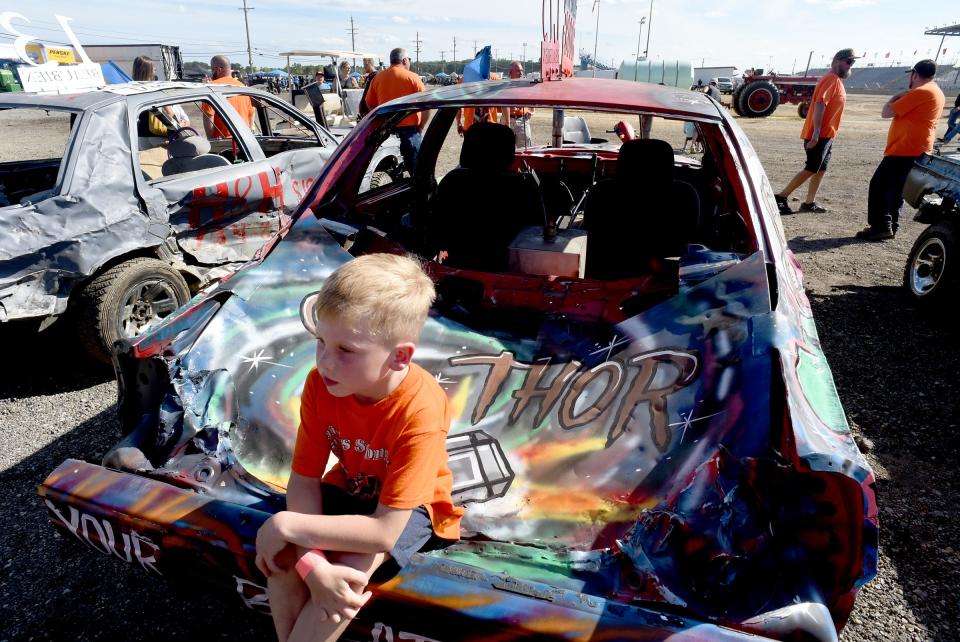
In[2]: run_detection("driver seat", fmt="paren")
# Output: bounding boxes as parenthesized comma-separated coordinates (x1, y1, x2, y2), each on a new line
(161, 136, 231, 176)
(432, 122, 546, 271)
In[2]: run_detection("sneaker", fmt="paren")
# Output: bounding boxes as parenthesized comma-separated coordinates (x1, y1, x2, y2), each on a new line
(775, 194, 793, 215)
(854, 226, 895, 241)
(799, 201, 827, 213)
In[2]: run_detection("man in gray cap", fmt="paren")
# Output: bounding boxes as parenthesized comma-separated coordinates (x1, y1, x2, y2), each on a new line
(856, 59, 945, 241)
(774, 48, 858, 215)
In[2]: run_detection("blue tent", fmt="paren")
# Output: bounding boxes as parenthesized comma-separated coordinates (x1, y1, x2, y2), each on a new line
(264, 69, 288, 77)
(101, 60, 132, 84)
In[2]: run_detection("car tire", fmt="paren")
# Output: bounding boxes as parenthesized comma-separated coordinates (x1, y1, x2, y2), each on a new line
(903, 223, 957, 308)
(740, 80, 780, 118)
(369, 171, 391, 189)
(797, 102, 809, 119)
(77, 258, 191, 363)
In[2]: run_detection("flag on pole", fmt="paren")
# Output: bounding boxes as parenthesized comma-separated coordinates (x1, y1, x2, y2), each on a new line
(884, 52, 890, 58)
(944, 48, 949, 56)
(463, 46, 491, 82)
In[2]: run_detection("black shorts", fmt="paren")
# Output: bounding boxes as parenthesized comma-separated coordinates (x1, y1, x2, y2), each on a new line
(803, 137, 833, 172)
(320, 484, 444, 568)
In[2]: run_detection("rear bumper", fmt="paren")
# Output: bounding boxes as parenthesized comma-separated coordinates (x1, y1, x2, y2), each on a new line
(39, 460, 777, 640)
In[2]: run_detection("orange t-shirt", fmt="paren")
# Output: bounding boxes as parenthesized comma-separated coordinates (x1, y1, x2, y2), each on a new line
(884, 82, 946, 157)
(201, 76, 255, 138)
(460, 106, 497, 131)
(800, 71, 845, 140)
(364, 64, 425, 128)
(291, 363, 462, 541)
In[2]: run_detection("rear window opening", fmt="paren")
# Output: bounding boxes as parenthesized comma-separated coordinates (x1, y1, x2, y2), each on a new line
(0, 107, 77, 207)
(308, 104, 756, 330)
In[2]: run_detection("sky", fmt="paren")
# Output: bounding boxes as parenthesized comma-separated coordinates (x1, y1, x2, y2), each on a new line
(3, 1, 958, 74)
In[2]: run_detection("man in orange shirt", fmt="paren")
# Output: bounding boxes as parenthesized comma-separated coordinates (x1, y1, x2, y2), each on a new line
(775, 48, 858, 215)
(202, 55, 255, 139)
(856, 59, 945, 241)
(364, 48, 428, 173)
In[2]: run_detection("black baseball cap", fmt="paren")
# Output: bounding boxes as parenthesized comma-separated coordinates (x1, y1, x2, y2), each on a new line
(833, 48, 861, 61)
(907, 59, 936, 78)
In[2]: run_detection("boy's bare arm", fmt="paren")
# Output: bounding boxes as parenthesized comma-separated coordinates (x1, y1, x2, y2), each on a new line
(275, 504, 413, 554)
(286, 471, 325, 514)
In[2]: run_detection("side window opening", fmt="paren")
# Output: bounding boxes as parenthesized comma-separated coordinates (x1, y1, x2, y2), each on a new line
(0, 107, 77, 207)
(136, 99, 249, 182)
(248, 97, 323, 157)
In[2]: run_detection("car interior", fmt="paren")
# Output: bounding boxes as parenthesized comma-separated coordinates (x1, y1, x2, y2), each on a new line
(307, 105, 756, 328)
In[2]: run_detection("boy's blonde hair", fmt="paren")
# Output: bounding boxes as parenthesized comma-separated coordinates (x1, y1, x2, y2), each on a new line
(301, 254, 435, 343)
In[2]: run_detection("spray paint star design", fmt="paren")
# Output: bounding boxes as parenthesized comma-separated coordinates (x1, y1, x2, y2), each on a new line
(435, 371, 455, 385)
(670, 407, 725, 444)
(241, 349, 293, 373)
(589, 334, 632, 362)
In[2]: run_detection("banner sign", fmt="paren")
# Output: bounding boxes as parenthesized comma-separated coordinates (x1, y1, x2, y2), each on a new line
(18, 62, 104, 93)
(0, 11, 103, 93)
(561, 0, 577, 78)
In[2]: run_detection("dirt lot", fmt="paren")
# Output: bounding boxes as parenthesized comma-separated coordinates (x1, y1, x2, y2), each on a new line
(1, 94, 958, 641)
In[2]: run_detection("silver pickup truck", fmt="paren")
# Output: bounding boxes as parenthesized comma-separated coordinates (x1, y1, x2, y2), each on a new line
(0, 82, 402, 360)
(902, 151, 960, 306)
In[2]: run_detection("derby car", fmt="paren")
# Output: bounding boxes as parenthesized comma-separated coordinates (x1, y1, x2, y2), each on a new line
(40, 78, 877, 642)
(0, 82, 401, 360)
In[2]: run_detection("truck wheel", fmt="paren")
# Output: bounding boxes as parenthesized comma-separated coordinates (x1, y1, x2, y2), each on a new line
(731, 85, 745, 116)
(740, 80, 780, 118)
(797, 102, 809, 119)
(903, 223, 957, 307)
(77, 258, 191, 363)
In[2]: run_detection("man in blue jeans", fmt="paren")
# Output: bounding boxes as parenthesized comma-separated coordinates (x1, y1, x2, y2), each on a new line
(938, 93, 960, 144)
(856, 60, 945, 241)
(364, 48, 431, 174)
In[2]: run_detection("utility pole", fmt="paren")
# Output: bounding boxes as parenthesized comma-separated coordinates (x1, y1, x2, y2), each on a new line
(439, 50, 445, 73)
(635, 17, 646, 64)
(643, 0, 653, 60)
(239, 0, 254, 72)
(592, 0, 600, 78)
(413, 32, 423, 74)
(473, 40, 479, 56)
(522, 42, 527, 64)
(346, 16, 358, 69)
(494, 48, 499, 73)
(452, 36, 457, 74)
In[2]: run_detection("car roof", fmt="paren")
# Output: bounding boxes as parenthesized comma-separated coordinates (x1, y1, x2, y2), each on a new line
(0, 81, 256, 112)
(391, 78, 725, 119)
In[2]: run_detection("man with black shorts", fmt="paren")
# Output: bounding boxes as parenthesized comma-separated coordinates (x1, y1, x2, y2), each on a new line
(775, 48, 858, 214)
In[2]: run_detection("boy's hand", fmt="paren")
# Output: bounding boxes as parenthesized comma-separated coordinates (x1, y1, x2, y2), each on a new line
(304, 560, 373, 624)
(255, 513, 290, 576)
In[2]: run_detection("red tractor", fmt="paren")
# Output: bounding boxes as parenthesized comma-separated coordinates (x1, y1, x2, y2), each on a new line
(731, 72, 818, 118)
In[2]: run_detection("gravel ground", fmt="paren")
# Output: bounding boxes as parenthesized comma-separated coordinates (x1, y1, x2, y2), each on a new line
(2, 94, 958, 641)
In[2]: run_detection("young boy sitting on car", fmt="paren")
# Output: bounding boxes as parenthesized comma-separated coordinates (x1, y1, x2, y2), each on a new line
(255, 253, 462, 642)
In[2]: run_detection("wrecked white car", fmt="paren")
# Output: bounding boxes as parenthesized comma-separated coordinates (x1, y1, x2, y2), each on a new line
(0, 82, 401, 360)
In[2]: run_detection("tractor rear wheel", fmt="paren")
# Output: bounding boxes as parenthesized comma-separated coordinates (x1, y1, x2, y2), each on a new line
(798, 102, 810, 118)
(731, 85, 745, 116)
(740, 80, 780, 118)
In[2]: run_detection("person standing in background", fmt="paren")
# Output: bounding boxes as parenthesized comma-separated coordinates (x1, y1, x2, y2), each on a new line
(856, 59, 945, 241)
(774, 48, 858, 215)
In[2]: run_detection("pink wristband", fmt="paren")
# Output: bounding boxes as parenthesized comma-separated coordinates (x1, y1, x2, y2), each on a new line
(295, 549, 327, 580)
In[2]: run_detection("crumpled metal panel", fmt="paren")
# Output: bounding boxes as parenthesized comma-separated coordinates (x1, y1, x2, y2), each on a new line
(151, 149, 329, 265)
(0, 102, 155, 301)
(902, 152, 960, 209)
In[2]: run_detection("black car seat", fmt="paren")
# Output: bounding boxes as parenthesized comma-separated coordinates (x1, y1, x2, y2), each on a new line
(161, 135, 232, 176)
(581, 138, 699, 280)
(432, 122, 546, 271)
